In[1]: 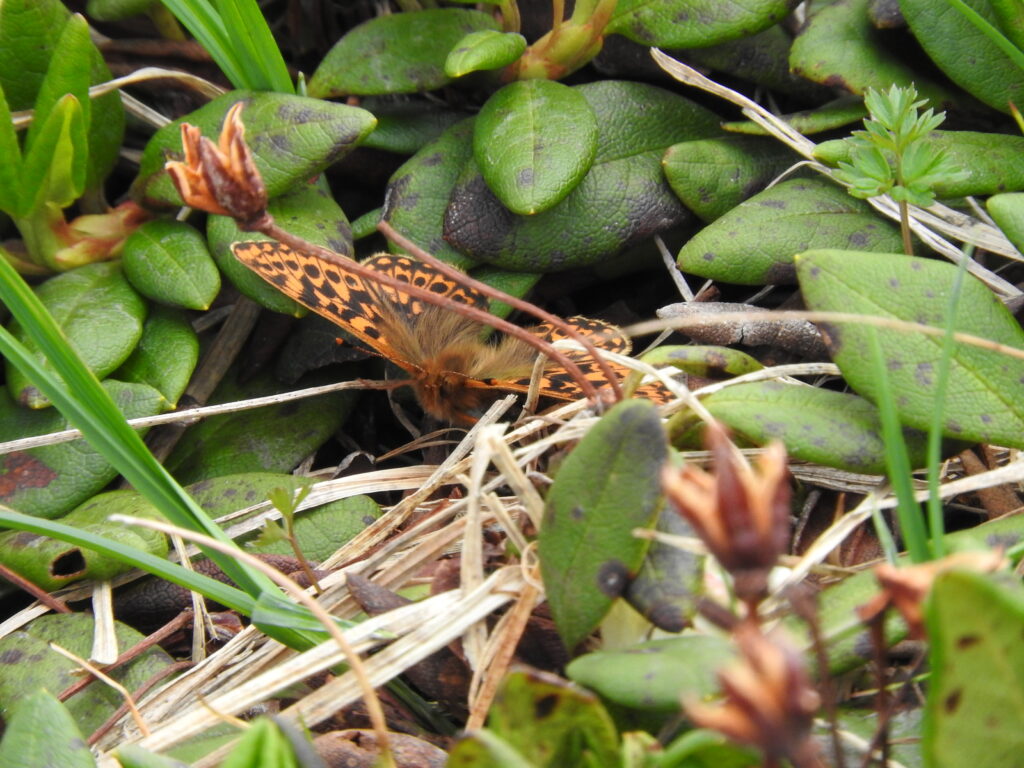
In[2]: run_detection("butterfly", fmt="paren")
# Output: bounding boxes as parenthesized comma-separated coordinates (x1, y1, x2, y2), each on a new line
(232, 240, 672, 423)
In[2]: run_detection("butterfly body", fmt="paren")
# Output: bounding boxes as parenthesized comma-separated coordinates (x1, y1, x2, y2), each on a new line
(232, 241, 669, 423)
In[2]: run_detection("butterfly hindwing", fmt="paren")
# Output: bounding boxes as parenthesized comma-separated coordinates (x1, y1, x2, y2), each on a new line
(362, 254, 488, 315)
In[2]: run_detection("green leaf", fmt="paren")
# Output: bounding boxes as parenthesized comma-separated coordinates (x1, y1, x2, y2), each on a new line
(209, 178, 353, 315)
(0, 613, 175, 738)
(679, 24, 831, 99)
(609, 0, 792, 48)
(676, 177, 904, 285)
(308, 9, 500, 98)
(641, 345, 763, 378)
(220, 718, 300, 768)
(488, 669, 620, 768)
(796, 249, 1024, 447)
(0, 380, 163, 518)
(445, 29, 526, 77)
(0, 690, 96, 768)
(447, 731, 535, 768)
(474, 80, 598, 215)
(986, 192, 1024, 252)
(698, 381, 930, 473)
(790, 0, 958, 108)
(121, 220, 221, 310)
(445, 81, 718, 271)
(18, 94, 87, 216)
(381, 118, 478, 270)
(539, 399, 667, 650)
(114, 306, 199, 408)
(132, 91, 376, 210)
(0, 86, 22, 214)
(567, 635, 734, 713)
(360, 98, 467, 154)
(115, 744, 190, 768)
(900, 0, 1024, 114)
(923, 570, 1024, 766)
(817, 131, 1024, 199)
(662, 135, 797, 222)
(6, 262, 147, 408)
(164, 371, 357, 484)
(623, 507, 703, 632)
(0, 0, 124, 193)
(246, 494, 381, 562)
(25, 15, 91, 160)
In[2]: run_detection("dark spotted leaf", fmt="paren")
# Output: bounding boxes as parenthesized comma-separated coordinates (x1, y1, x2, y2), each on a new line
(797, 249, 1024, 447)
(539, 399, 667, 650)
(923, 570, 1024, 766)
(677, 177, 904, 285)
(308, 9, 500, 97)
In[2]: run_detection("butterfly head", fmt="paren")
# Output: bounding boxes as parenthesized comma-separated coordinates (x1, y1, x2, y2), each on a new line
(411, 350, 498, 424)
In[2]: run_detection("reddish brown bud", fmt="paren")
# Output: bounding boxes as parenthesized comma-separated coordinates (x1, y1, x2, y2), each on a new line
(164, 102, 269, 229)
(662, 422, 791, 603)
(686, 624, 821, 766)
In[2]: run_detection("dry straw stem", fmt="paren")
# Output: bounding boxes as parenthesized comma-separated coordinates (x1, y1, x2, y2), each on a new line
(106, 514, 393, 761)
(651, 49, 1024, 298)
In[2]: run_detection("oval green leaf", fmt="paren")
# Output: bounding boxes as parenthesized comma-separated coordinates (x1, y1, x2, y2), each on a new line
(815, 131, 1024, 199)
(609, 0, 791, 48)
(6, 262, 147, 408)
(114, 306, 198, 408)
(663, 135, 798, 222)
(790, 0, 958, 108)
(923, 570, 1024, 766)
(797, 249, 1024, 447)
(474, 80, 598, 215)
(701, 381, 930, 473)
(987, 192, 1024, 251)
(539, 399, 667, 650)
(677, 177, 904, 285)
(121, 220, 221, 310)
(164, 372, 357, 484)
(445, 29, 526, 77)
(308, 8, 500, 98)
(381, 118, 478, 270)
(0, 690, 94, 768)
(567, 635, 734, 712)
(445, 81, 718, 271)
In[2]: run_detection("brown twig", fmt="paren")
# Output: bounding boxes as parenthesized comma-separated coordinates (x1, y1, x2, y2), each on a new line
(0, 562, 71, 614)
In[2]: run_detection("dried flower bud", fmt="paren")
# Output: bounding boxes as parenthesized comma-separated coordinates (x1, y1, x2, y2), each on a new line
(857, 550, 1006, 639)
(662, 422, 791, 603)
(164, 101, 269, 229)
(686, 624, 821, 766)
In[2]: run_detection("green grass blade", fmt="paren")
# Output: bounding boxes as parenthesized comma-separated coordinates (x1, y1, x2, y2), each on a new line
(158, 0, 250, 89)
(0, 257, 270, 596)
(867, 328, 931, 562)
(214, 0, 293, 93)
(925, 252, 971, 558)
